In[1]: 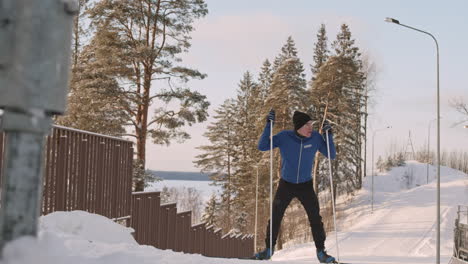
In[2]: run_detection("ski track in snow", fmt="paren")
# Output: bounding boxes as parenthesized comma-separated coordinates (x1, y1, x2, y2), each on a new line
(273, 162, 467, 264)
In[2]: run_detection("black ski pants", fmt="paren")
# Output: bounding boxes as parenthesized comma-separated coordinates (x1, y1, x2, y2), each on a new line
(265, 178, 326, 251)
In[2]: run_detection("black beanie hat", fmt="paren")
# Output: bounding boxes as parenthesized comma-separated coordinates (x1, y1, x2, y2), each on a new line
(293, 111, 312, 131)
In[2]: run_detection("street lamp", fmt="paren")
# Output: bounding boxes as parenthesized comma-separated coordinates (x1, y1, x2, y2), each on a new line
(385, 17, 441, 264)
(427, 118, 437, 184)
(371, 126, 391, 214)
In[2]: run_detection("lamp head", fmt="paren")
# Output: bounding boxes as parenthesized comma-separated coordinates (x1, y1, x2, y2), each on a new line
(385, 17, 400, 24)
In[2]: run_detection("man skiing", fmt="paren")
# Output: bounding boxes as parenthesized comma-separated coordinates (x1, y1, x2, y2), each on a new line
(254, 110, 337, 263)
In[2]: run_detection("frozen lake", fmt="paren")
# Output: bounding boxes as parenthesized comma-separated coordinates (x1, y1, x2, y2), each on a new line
(145, 180, 221, 203)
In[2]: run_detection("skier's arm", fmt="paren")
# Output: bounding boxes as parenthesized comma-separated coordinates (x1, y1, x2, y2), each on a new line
(257, 123, 281, 151)
(318, 132, 336, 159)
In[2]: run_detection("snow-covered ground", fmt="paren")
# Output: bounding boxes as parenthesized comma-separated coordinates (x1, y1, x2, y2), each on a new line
(1, 161, 466, 264)
(274, 161, 467, 264)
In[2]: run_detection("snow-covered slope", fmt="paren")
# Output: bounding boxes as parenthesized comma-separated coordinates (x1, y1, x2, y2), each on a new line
(0, 161, 466, 264)
(274, 161, 467, 264)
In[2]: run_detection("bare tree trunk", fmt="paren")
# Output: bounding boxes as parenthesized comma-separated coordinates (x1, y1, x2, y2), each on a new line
(134, 73, 151, 191)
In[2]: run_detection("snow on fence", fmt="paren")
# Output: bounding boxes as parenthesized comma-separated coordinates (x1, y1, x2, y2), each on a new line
(0, 125, 254, 259)
(131, 191, 254, 258)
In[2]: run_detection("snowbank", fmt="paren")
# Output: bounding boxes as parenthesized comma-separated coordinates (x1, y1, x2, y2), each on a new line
(0, 211, 288, 264)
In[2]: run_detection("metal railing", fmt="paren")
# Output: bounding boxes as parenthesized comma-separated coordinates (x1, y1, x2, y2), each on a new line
(452, 205, 468, 263)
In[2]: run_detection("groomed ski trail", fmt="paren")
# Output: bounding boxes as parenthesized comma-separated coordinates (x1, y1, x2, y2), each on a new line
(271, 162, 467, 264)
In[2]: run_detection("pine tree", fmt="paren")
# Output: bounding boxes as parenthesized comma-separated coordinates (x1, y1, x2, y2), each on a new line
(376, 156, 385, 172)
(310, 24, 366, 198)
(272, 36, 301, 72)
(311, 23, 329, 81)
(57, 22, 130, 136)
(87, 0, 210, 191)
(309, 23, 329, 193)
(202, 193, 219, 227)
(230, 72, 265, 234)
(331, 24, 366, 192)
(234, 211, 249, 234)
(395, 152, 406, 166)
(385, 156, 395, 171)
(333, 24, 362, 62)
(194, 99, 237, 231)
(258, 59, 273, 106)
(71, 0, 90, 69)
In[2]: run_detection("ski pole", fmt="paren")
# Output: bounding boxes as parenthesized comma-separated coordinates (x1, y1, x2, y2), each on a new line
(269, 116, 273, 254)
(325, 129, 340, 261)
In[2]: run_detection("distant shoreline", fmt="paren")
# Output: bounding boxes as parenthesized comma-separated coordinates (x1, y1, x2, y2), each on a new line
(148, 170, 212, 181)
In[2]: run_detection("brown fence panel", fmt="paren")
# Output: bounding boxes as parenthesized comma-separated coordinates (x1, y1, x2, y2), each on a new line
(214, 228, 222, 257)
(158, 202, 177, 249)
(1, 125, 133, 221)
(175, 213, 183, 252)
(167, 204, 177, 250)
(199, 224, 207, 255)
(158, 203, 169, 249)
(55, 130, 67, 211)
(77, 134, 87, 211)
(204, 226, 213, 257)
(221, 234, 228, 258)
(126, 145, 133, 219)
(182, 212, 191, 253)
(191, 223, 204, 254)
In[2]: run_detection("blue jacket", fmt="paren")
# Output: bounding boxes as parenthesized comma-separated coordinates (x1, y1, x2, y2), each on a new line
(258, 123, 336, 184)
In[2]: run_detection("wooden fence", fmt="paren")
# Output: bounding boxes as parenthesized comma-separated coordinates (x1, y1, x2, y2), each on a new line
(0, 125, 134, 220)
(0, 124, 254, 259)
(131, 192, 254, 258)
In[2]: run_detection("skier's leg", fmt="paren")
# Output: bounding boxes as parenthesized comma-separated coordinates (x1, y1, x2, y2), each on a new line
(297, 180, 326, 250)
(264, 179, 294, 251)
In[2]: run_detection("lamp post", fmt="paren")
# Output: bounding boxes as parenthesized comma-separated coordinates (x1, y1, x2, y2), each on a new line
(385, 17, 441, 264)
(427, 118, 437, 184)
(371, 126, 391, 213)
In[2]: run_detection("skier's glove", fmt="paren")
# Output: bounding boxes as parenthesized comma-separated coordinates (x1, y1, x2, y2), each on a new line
(322, 120, 332, 134)
(266, 109, 275, 123)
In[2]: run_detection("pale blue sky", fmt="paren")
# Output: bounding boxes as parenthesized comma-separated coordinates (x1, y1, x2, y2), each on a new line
(148, 0, 467, 172)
